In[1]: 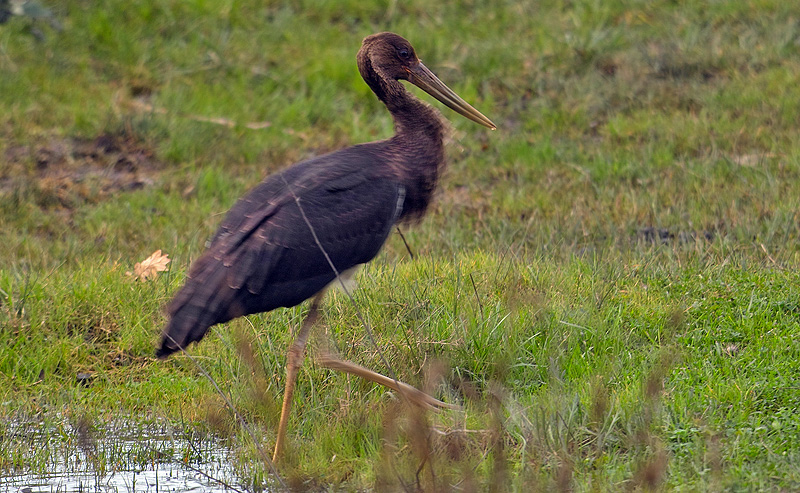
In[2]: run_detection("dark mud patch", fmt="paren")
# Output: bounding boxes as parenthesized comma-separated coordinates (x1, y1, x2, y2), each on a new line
(652, 61, 719, 82)
(637, 226, 715, 245)
(1, 132, 163, 209)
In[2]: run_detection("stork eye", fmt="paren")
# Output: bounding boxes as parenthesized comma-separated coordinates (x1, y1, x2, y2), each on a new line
(397, 48, 410, 59)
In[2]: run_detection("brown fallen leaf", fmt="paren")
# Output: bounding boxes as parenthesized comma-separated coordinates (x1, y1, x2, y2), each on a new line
(127, 250, 171, 281)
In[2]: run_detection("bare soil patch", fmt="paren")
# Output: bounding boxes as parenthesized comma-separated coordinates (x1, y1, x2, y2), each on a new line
(1, 132, 163, 209)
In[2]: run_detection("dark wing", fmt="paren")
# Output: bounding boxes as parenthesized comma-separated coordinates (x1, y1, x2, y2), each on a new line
(157, 170, 405, 358)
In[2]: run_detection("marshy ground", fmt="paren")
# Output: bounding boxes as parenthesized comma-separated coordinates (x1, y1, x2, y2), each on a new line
(2, 1, 800, 491)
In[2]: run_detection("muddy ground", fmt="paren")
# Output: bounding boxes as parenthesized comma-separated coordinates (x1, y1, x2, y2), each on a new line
(1, 132, 162, 209)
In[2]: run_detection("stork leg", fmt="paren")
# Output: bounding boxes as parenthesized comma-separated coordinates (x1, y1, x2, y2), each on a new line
(272, 292, 323, 462)
(317, 353, 457, 410)
(317, 267, 454, 410)
(271, 290, 456, 463)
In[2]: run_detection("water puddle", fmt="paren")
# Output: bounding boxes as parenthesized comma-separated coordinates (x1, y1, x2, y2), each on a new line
(0, 416, 257, 493)
(3, 464, 236, 493)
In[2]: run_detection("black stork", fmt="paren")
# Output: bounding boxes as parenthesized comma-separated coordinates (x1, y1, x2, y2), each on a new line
(157, 32, 496, 461)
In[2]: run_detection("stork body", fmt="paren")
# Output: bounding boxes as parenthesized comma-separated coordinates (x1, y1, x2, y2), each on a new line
(158, 128, 443, 350)
(157, 32, 495, 462)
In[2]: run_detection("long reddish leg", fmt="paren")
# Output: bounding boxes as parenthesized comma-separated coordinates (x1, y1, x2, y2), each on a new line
(272, 293, 323, 462)
(317, 353, 456, 410)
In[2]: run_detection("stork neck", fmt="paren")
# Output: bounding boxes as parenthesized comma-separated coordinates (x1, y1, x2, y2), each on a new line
(359, 59, 445, 139)
(370, 81, 444, 146)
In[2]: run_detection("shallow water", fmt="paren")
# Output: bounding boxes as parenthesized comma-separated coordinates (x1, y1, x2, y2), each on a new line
(3, 464, 237, 493)
(0, 417, 250, 493)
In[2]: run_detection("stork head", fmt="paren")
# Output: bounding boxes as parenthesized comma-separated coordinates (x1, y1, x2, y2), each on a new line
(358, 32, 496, 130)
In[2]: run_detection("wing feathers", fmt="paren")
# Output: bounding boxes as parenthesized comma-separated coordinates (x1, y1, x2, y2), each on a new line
(158, 168, 404, 358)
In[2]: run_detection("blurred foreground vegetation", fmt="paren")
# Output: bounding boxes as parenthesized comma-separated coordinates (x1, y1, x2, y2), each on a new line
(1, 1, 800, 490)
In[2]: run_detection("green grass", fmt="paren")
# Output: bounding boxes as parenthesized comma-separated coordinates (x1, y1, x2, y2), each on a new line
(2, 0, 800, 490)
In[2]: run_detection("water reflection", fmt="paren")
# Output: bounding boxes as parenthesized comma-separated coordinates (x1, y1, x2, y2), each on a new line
(1, 417, 246, 493)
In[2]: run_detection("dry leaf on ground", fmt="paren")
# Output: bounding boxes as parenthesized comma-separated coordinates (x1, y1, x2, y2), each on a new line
(127, 250, 170, 281)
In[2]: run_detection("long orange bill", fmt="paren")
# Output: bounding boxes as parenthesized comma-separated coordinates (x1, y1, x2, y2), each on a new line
(407, 62, 497, 130)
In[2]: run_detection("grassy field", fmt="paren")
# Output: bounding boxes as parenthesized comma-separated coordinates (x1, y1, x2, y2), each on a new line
(2, 0, 800, 490)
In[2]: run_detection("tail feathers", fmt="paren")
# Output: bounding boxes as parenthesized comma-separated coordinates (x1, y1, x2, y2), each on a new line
(157, 254, 240, 358)
(157, 300, 222, 358)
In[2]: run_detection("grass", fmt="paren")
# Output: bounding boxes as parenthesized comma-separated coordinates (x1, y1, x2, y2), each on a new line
(2, 0, 800, 490)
